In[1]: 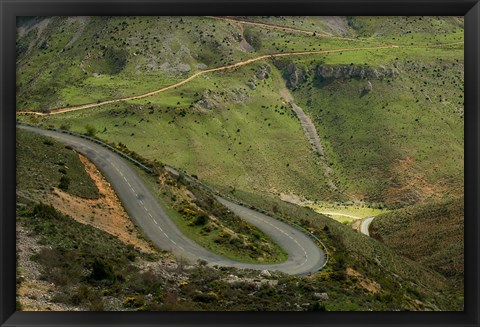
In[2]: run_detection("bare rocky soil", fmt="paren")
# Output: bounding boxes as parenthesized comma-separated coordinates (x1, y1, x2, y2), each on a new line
(280, 87, 338, 192)
(48, 154, 155, 253)
(16, 223, 83, 311)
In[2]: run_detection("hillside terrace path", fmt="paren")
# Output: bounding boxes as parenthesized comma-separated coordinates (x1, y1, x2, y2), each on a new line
(207, 16, 335, 38)
(17, 45, 399, 116)
(17, 40, 462, 118)
(208, 16, 463, 49)
(206, 16, 389, 45)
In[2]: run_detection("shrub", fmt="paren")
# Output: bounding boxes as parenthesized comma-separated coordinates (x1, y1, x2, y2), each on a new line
(192, 291, 218, 303)
(191, 214, 209, 226)
(59, 176, 70, 191)
(59, 122, 71, 131)
(32, 203, 59, 220)
(84, 124, 97, 137)
(88, 297, 105, 311)
(88, 258, 116, 283)
(124, 295, 145, 308)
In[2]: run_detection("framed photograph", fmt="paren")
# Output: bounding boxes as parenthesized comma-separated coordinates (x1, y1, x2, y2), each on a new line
(1, 0, 478, 326)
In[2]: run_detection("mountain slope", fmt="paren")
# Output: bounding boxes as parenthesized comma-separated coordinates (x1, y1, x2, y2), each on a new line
(17, 16, 463, 208)
(15, 16, 464, 311)
(16, 129, 462, 311)
(370, 196, 464, 281)
(274, 42, 463, 207)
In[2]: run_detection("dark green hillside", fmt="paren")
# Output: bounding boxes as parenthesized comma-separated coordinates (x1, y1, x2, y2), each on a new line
(221, 188, 463, 310)
(275, 45, 463, 207)
(16, 128, 99, 201)
(17, 200, 459, 311)
(16, 151, 463, 311)
(370, 196, 464, 281)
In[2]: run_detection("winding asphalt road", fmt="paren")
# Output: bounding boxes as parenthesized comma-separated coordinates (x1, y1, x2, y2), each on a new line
(18, 125, 326, 275)
(360, 217, 375, 236)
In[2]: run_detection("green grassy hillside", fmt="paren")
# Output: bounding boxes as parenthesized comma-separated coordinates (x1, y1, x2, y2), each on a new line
(16, 16, 378, 112)
(17, 16, 255, 110)
(277, 45, 463, 207)
(370, 197, 464, 281)
(17, 16, 463, 208)
(25, 61, 340, 203)
(16, 16, 464, 311)
(346, 16, 464, 43)
(234, 16, 357, 36)
(16, 132, 462, 311)
(16, 128, 99, 201)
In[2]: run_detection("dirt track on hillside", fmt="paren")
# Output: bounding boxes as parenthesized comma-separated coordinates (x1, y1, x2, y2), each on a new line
(16, 35, 461, 117)
(17, 45, 399, 116)
(207, 16, 390, 45)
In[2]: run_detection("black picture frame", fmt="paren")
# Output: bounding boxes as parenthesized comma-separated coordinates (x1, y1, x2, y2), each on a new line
(1, 1, 478, 326)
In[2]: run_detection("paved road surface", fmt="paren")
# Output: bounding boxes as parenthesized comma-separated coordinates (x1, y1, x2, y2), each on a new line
(18, 125, 326, 275)
(360, 217, 375, 236)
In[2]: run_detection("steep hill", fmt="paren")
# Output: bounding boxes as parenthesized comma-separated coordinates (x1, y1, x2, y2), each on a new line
(15, 16, 464, 311)
(16, 128, 100, 201)
(16, 129, 462, 311)
(16, 16, 463, 208)
(370, 196, 464, 281)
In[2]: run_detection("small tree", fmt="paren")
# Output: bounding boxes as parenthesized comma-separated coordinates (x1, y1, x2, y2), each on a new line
(89, 258, 116, 283)
(85, 124, 97, 137)
(59, 176, 70, 191)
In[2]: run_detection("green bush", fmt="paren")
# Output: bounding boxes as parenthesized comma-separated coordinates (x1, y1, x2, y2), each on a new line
(89, 258, 116, 283)
(84, 124, 97, 137)
(192, 291, 218, 303)
(191, 214, 209, 226)
(59, 175, 70, 191)
(32, 203, 59, 220)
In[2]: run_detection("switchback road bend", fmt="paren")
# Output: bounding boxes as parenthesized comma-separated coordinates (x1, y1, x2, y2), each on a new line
(18, 125, 326, 275)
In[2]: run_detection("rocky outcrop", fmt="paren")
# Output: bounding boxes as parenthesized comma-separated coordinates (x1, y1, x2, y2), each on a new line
(285, 63, 307, 88)
(317, 64, 399, 80)
(280, 62, 399, 90)
(313, 292, 329, 301)
(279, 61, 400, 89)
(364, 80, 373, 92)
(246, 80, 256, 90)
(196, 88, 249, 110)
(245, 64, 271, 89)
(255, 64, 271, 80)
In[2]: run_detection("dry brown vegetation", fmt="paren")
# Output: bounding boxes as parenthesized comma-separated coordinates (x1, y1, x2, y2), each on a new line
(48, 154, 155, 253)
(370, 196, 464, 280)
